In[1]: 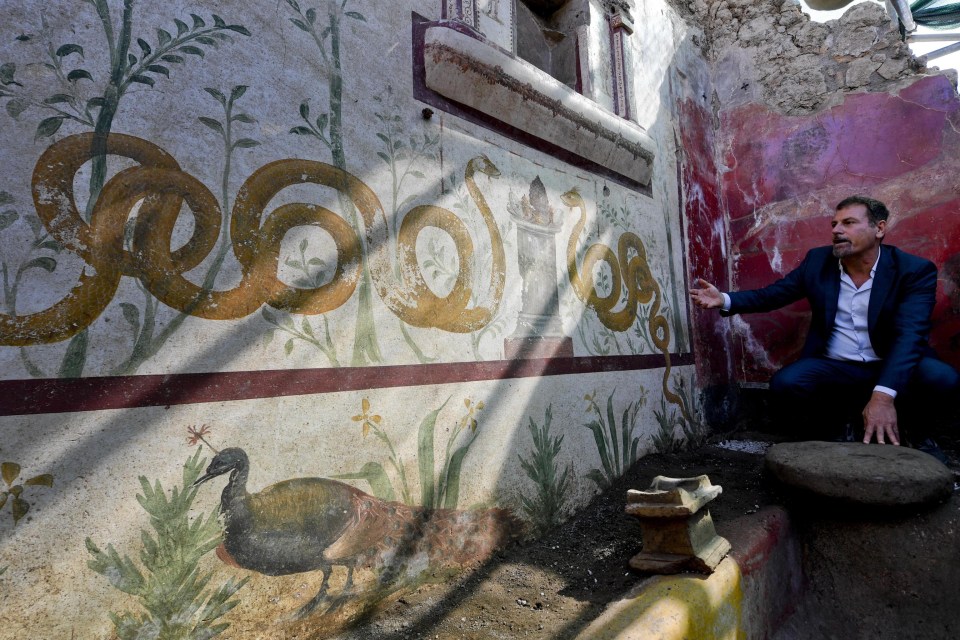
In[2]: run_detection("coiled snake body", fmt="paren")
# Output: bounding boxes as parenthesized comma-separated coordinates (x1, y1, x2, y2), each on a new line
(562, 188, 691, 421)
(6, 133, 504, 346)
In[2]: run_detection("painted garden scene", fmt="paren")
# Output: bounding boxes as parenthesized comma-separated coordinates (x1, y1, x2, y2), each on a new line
(2, 0, 960, 637)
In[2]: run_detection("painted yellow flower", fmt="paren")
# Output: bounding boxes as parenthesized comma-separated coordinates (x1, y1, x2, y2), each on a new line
(351, 398, 381, 437)
(1, 461, 53, 525)
(584, 391, 596, 411)
(462, 398, 485, 431)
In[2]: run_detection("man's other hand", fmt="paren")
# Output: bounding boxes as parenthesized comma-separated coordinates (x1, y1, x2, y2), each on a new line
(862, 391, 900, 445)
(690, 278, 724, 309)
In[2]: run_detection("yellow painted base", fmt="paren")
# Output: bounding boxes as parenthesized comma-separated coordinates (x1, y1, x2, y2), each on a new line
(576, 557, 745, 640)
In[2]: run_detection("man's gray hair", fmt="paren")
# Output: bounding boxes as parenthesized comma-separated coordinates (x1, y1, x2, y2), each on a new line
(836, 195, 889, 226)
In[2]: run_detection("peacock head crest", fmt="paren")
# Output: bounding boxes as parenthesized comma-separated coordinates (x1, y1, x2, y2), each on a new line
(194, 447, 249, 487)
(560, 187, 583, 208)
(469, 155, 501, 178)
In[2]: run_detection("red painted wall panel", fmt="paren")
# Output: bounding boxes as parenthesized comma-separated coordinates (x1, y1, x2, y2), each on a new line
(712, 75, 960, 383)
(678, 98, 737, 386)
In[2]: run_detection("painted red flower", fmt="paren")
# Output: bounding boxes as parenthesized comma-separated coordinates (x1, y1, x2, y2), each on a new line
(186, 424, 213, 447)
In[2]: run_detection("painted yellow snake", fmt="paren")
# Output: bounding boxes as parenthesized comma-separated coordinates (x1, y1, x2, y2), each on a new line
(3, 133, 504, 346)
(562, 188, 691, 421)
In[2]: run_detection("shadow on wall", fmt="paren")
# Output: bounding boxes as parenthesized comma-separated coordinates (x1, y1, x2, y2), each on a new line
(0, 1, 708, 639)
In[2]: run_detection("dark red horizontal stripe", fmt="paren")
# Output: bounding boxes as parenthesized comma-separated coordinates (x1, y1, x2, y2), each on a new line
(0, 352, 694, 416)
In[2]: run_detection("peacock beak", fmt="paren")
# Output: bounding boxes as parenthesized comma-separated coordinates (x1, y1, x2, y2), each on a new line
(193, 470, 218, 487)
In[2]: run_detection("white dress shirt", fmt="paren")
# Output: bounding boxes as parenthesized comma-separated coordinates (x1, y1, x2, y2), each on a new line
(721, 247, 897, 398)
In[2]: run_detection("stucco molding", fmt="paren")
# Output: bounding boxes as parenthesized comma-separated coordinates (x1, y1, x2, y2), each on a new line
(423, 25, 655, 187)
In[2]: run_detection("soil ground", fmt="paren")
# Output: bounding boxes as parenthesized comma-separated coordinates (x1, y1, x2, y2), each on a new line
(314, 407, 960, 640)
(324, 442, 785, 640)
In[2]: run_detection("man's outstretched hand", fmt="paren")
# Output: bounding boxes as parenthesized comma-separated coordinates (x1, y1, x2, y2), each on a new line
(690, 278, 724, 309)
(862, 391, 900, 445)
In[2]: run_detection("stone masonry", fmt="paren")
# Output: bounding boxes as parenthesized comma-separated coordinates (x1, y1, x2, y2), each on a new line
(671, 0, 941, 114)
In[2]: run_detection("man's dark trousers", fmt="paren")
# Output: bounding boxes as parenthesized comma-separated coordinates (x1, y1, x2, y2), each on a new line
(770, 355, 960, 440)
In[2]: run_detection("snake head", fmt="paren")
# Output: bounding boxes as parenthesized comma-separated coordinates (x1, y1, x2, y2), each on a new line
(469, 155, 501, 178)
(560, 187, 583, 208)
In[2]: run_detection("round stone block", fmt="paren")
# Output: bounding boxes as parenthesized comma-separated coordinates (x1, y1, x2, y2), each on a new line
(765, 442, 954, 506)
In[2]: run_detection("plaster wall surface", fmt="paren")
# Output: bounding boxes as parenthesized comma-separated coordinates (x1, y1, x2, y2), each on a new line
(0, 0, 709, 635)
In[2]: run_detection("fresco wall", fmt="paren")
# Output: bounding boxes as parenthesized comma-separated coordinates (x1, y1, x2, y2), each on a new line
(0, 0, 709, 635)
(679, 0, 960, 392)
(720, 73, 960, 381)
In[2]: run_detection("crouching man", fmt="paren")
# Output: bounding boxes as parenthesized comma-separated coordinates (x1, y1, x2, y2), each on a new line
(691, 196, 957, 457)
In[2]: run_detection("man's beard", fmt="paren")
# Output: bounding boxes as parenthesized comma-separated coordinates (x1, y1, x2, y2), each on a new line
(832, 241, 851, 258)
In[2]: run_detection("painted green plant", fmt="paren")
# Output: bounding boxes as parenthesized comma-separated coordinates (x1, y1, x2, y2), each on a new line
(2, 4, 249, 187)
(261, 305, 340, 367)
(112, 84, 260, 375)
(1, 43, 98, 137)
(582, 389, 644, 489)
(258, 234, 341, 366)
(372, 88, 440, 224)
(651, 396, 678, 453)
(598, 198, 630, 232)
(632, 299, 674, 355)
(423, 238, 458, 292)
(577, 310, 621, 356)
(0, 2, 249, 378)
(283, 0, 381, 366)
(284, 237, 331, 290)
(517, 405, 571, 535)
(0, 190, 66, 377)
(335, 397, 484, 509)
(652, 376, 699, 452)
(1, 460, 54, 525)
(86, 449, 247, 640)
(373, 87, 440, 364)
(673, 375, 702, 447)
(336, 398, 409, 503)
(652, 395, 683, 453)
(575, 295, 671, 359)
(421, 228, 509, 356)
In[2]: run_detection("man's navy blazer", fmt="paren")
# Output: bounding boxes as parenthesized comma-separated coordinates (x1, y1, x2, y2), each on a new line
(724, 244, 938, 393)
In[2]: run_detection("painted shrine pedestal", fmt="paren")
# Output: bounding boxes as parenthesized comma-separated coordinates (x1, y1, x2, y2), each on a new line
(505, 177, 573, 359)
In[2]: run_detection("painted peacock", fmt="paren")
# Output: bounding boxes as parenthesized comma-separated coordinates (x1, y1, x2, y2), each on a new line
(194, 448, 521, 617)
